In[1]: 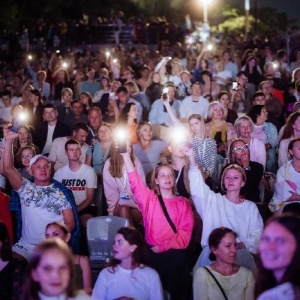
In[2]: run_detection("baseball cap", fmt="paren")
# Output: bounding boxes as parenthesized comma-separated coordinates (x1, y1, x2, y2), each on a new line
(29, 155, 51, 168)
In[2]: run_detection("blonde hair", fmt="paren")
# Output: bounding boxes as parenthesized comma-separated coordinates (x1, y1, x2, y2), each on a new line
(207, 101, 226, 120)
(124, 81, 139, 94)
(136, 121, 152, 140)
(150, 164, 177, 196)
(220, 163, 246, 192)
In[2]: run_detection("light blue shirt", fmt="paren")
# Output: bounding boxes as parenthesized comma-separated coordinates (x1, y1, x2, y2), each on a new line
(149, 99, 181, 126)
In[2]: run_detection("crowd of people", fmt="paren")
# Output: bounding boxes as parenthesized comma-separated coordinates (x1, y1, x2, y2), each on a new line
(0, 37, 299, 300)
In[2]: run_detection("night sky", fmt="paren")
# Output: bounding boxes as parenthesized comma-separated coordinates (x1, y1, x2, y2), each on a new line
(230, 0, 300, 26)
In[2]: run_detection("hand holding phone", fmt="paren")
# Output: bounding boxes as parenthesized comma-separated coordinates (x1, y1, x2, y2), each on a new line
(162, 87, 169, 101)
(232, 82, 238, 91)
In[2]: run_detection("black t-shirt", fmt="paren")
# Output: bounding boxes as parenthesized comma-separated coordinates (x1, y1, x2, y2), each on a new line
(173, 168, 190, 199)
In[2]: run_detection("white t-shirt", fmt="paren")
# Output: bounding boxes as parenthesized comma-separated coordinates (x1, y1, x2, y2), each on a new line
(257, 282, 296, 300)
(92, 265, 164, 300)
(188, 166, 263, 253)
(54, 164, 97, 205)
(48, 137, 89, 171)
(0, 106, 12, 124)
(179, 96, 209, 119)
(214, 70, 232, 84)
(17, 179, 71, 245)
(42, 124, 55, 154)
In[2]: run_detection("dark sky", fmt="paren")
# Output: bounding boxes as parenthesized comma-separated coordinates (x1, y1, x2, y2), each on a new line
(230, 0, 300, 26)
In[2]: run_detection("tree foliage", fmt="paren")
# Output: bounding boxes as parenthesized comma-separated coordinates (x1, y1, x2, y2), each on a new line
(211, 4, 297, 36)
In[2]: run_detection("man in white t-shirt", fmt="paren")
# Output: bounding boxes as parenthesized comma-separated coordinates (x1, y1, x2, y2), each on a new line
(0, 89, 13, 126)
(48, 122, 89, 171)
(54, 139, 97, 228)
(179, 81, 209, 121)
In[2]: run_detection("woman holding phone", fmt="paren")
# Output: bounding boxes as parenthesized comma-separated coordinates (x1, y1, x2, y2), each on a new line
(185, 146, 263, 273)
(121, 146, 194, 300)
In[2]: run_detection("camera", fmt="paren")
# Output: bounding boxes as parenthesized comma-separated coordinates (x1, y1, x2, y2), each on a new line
(162, 87, 169, 101)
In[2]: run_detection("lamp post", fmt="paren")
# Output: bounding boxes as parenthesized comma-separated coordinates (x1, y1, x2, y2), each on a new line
(245, 0, 250, 37)
(202, 0, 210, 25)
(200, 0, 211, 43)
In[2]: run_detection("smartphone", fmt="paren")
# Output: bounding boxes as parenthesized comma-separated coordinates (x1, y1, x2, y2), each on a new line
(162, 87, 169, 101)
(116, 140, 127, 153)
(232, 82, 238, 91)
(109, 92, 115, 99)
(8, 120, 22, 133)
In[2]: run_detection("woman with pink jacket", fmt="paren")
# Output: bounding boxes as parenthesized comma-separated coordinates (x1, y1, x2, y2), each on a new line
(121, 149, 194, 300)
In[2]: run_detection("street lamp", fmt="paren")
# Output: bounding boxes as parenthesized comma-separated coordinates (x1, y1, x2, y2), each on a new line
(201, 0, 211, 25)
(245, 0, 250, 36)
(200, 0, 212, 43)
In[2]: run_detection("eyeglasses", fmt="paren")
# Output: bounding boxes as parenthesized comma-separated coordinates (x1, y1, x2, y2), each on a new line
(21, 153, 34, 159)
(231, 144, 249, 153)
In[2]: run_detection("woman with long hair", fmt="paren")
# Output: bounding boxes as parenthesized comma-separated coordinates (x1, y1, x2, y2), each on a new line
(145, 72, 164, 104)
(217, 91, 238, 125)
(205, 101, 237, 185)
(193, 227, 255, 300)
(45, 222, 92, 295)
(256, 214, 300, 299)
(248, 105, 278, 173)
(103, 139, 144, 226)
(132, 121, 167, 178)
(13, 125, 39, 169)
(118, 102, 139, 144)
(270, 138, 300, 214)
(121, 149, 194, 300)
(20, 238, 91, 300)
(186, 146, 263, 273)
(200, 70, 221, 102)
(162, 98, 217, 181)
(79, 92, 94, 114)
(241, 55, 262, 89)
(53, 69, 74, 101)
(92, 227, 164, 300)
(278, 112, 300, 167)
(17, 145, 36, 179)
(124, 81, 151, 121)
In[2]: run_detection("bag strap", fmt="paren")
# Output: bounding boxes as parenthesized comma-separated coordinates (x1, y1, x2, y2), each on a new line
(204, 267, 229, 300)
(157, 194, 177, 233)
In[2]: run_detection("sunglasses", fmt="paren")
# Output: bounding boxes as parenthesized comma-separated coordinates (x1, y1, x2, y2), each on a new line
(231, 144, 249, 153)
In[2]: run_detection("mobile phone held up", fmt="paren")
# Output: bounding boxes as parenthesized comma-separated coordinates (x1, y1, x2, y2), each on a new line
(114, 127, 128, 153)
(162, 87, 169, 101)
(232, 82, 238, 91)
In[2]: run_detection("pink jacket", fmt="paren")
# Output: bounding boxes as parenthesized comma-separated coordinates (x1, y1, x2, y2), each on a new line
(128, 171, 194, 252)
(103, 157, 145, 215)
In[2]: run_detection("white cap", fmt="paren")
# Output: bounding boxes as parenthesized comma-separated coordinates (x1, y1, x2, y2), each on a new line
(29, 155, 51, 168)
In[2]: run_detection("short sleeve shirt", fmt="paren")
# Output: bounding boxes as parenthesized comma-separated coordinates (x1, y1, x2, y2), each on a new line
(18, 179, 71, 245)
